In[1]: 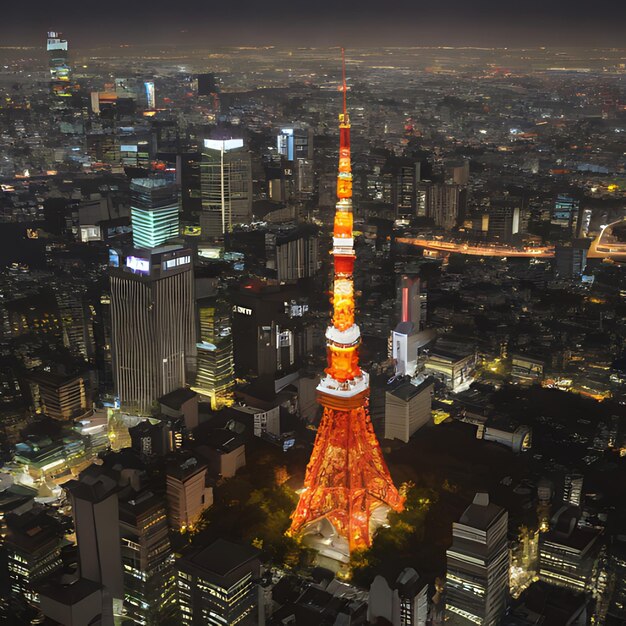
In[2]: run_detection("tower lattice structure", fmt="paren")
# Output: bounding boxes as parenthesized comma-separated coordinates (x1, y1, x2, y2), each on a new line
(289, 51, 405, 552)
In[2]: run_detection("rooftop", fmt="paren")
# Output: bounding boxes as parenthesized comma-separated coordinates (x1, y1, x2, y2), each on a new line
(458, 493, 506, 531)
(180, 538, 259, 577)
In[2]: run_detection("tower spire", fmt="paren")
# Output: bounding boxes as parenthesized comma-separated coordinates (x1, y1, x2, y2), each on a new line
(288, 50, 404, 554)
(341, 47, 347, 117)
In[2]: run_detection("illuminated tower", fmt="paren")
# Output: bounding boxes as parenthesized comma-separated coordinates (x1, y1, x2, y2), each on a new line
(46, 32, 72, 98)
(289, 51, 404, 552)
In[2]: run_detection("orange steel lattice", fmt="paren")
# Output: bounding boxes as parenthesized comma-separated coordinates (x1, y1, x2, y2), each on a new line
(289, 50, 404, 553)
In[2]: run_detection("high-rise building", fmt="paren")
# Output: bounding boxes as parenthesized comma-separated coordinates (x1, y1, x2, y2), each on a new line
(47, 31, 72, 98)
(555, 242, 588, 279)
(369, 567, 429, 626)
(176, 539, 260, 626)
(384, 379, 434, 443)
(110, 246, 195, 415)
(289, 52, 404, 553)
(386, 159, 420, 221)
(119, 491, 176, 623)
(27, 371, 91, 422)
(538, 507, 601, 592)
(144, 81, 156, 109)
(193, 296, 234, 410)
(130, 178, 180, 250)
(200, 138, 252, 237)
(607, 536, 626, 623)
(429, 183, 466, 230)
(5, 508, 64, 605)
(64, 471, 124, 614)
(417, 182, 466, 230)
(563, 474, 584, 507)
(551, 195, 580, 232)
(274, 228, 319, 282)
(166, 455, 213, 532)
(446, 493, 509, 626)
(231, 283, 310, 392)
(276, 125, 314, 162)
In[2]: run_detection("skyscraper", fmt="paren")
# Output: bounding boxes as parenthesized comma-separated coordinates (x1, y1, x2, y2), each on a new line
(130, 178, 180, 250)
(446, 493, 509, 626)
(119, 491, 176, 623)
(176, 539, 260, 625)
(276, 124, 314, 162)
(46, 31, 71, 98)
(5, 508, 64, 605)
(193, 296, 234, 410)
(289, 51, 404, 553)
(64, 471, 124, 617)
(110, 246, 195, 415)
(200, 138, 252, 237)
(429, 183, 466, 230)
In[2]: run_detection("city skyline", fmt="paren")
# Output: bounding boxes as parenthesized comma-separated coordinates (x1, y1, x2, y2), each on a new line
(0, 18, 624, 626)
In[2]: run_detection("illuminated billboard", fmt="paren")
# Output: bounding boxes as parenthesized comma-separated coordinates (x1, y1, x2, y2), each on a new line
(126, 255, 150, 274)
(203, 138, 244, 152)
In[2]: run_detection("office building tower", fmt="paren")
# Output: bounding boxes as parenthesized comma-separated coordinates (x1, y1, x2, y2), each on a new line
(296, 158, 315, 196)
(144, 81, 156, 109)
(551, 195, 580, 232)
(130, 178, 180, 250)
(5, 508, 64, 604)
(387, 159, 420, 221)
(274, 228, 319, 282)
(276, 125, 314, 162)
(607, 536, 626, 623)
(555, 242, 588, 279)
(177, 538, 260, 625)
(110, 246, 195, 415)
(474, 198, 525, 243)
(27, 371, 90, 421)
(47, 31, 71, 98)
(384, 379, 434, 443)
(176, 151, 202, 219)
(563, 474, 584, 507)
(119, 491, 176, 623)
(289, 52, 404, 553)
(64, 471, 124, 611)
(56, 285, 95, 361)
(166, 456, 213, 532)
(369, 567, 429, 626)
(193, 297, 234, 410)
(200, 138, 252, 237)
(446, 493, 509, 626)
(231, 283, 309, 392)
(539, 507, 601, 592)
(428, 183, 466, 230)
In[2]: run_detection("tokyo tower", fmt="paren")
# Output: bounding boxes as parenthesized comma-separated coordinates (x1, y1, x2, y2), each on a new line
(289, 50, 405, 553)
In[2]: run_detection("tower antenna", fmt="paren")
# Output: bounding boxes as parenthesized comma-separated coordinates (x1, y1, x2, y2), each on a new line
(341, 47, 347, 116)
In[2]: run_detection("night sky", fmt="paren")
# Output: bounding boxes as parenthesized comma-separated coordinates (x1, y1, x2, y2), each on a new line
(2, 0, 626, 48)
